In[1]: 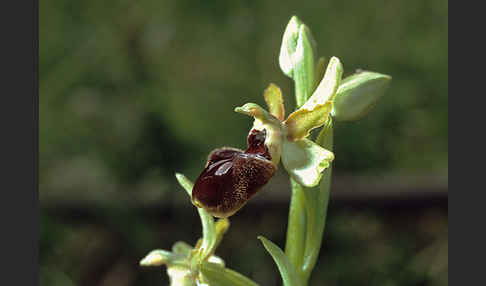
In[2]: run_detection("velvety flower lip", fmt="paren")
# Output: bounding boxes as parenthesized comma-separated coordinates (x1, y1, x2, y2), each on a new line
(192, 129, 277, 218)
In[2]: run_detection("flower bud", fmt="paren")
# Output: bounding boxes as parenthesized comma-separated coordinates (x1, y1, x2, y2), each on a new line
(192, 129, 277, 218)
(279, 16, 316, 106)
(332, 70, 391, 121)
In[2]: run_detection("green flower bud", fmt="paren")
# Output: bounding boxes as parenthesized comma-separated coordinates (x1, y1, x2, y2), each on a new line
(279, 16, 316, 106)
(279, 16, 303, 77)
(332, 70, 391, 121)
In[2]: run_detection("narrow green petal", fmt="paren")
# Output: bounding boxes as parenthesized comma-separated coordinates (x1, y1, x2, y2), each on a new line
(264, 83, 285, 121)
(332, 70, 391, 121)
(234, 103, 278, 124)
(284, 101, 333, 141)
(280, 138, 334, 187)
(258, 236, 302, 286)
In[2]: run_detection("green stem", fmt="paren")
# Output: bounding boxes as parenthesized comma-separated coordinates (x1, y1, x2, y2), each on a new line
(284, 39, 316, 283)
(285, 67, 334, 285)
(284, 179, 307, 281)
(301, 122, 333, 284)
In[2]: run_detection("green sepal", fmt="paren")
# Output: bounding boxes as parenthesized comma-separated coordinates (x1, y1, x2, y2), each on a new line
(332, 70, 391, 121)
(282, 57, 341, 141)
(280, 138, 334, 187)
(234, 103, 280, 125)
(140, 249, 178, 267)
(312, 57, 328, 93)
(300, 56, 343, 111)
(258, 236, 302, 286)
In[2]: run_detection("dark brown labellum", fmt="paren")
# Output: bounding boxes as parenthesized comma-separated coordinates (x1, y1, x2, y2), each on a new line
(192, 129, 276, 218)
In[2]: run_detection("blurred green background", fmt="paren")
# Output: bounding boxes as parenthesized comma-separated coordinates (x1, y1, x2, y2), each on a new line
(40, 0, 448, 285)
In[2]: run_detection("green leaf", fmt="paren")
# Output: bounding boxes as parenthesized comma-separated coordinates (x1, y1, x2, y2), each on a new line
(175, 173, 217, 261)
(280, 138, 334, 187)
(332, 70, 391, 121)
(258, 236, 302, 286)
(199, 262, 260, 286)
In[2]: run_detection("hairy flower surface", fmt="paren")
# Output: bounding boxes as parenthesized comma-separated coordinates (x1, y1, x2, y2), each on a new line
(192, 129, 277, 218)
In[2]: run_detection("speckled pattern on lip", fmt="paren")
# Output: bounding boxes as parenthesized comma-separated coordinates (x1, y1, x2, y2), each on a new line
(192, 129, 276, 218)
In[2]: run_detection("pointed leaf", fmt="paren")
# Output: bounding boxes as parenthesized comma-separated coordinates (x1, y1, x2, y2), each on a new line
(284, 101, 333, 141)
(264, 83, 285, 121)
(200, 262, 260, 286)
(281, 138, 334, 187)
(258, 236, 301, 286)
(332, 71, 391, 121)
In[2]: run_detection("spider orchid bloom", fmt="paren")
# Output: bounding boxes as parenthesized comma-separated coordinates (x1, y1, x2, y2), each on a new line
(192, 57, 344, 218)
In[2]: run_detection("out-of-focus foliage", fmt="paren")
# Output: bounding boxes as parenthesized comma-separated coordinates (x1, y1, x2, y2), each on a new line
(40, 0, 447, 285)
(41, 0, 448, 192)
